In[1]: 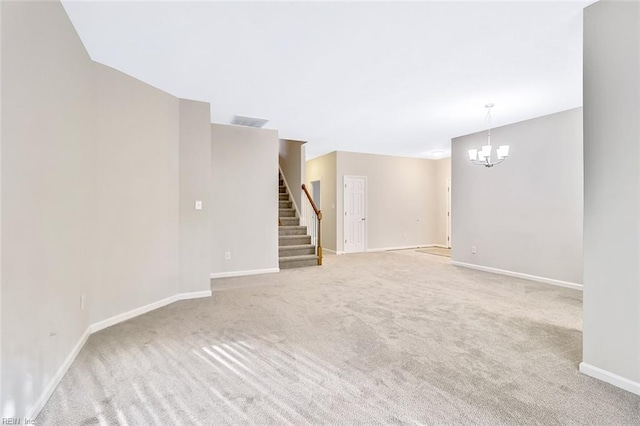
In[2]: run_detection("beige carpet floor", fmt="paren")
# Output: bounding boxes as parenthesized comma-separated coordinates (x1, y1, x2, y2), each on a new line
(38, 251, 639, 425)
(416, 247, 451, 257)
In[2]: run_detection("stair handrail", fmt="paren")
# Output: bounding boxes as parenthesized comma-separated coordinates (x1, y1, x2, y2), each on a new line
(301, 184, 322, 265)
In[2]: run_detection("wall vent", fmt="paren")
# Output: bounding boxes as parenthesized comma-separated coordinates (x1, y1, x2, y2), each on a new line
(231, 115, 269, 128)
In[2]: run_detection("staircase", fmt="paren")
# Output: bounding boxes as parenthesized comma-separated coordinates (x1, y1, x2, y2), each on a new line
(279, 172, 319, 269)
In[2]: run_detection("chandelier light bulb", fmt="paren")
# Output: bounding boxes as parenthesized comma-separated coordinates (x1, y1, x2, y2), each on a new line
(468, 104, 510, 168)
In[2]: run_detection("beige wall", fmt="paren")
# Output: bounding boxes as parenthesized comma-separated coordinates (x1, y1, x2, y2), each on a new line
(451, 108, 583, 285)
(582, 0, 639, 390)
(335, 151, 440, 252)
(1, 1, 96, 417)
(1, 1, 214, 417)
(179, 100, 212, 294)
(435, 158, 451, 247)
(211, 124, 279, 276)
(306, 151, 448, 253)
(279, 139, 306, 213)
(306, 152, 337, 251)
(92, 62, 180, 323)
(0, 0, 3, 410)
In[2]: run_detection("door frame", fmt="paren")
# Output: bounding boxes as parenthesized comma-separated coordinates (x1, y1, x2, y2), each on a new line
(343, 175, 368, 253)
(446, 179, 452, 249)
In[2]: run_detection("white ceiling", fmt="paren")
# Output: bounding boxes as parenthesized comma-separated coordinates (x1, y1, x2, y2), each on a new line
(61, 1, 591, 159)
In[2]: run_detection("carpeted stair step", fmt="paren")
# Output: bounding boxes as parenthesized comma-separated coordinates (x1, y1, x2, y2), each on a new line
(278, 226, 307, 236)
(279, 235, 311, 246)
(279, 217, 300, 226)
(279, 208, 296, 218)
(279, 255, 318, 269)
(279, 244, 315, 257)
(276, 173, 319, 269)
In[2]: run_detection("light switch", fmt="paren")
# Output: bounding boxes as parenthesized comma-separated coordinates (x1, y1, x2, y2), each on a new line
(195, 200, 203, 210)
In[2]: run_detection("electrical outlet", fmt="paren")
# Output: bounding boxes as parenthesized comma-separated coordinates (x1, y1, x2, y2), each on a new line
(471, 246, 477, 254)
(81, 294, 85, 310)
(225, 252, 231, 260)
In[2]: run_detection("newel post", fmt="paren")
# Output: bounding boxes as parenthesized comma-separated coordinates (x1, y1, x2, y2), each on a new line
(317, 211, 323, 265)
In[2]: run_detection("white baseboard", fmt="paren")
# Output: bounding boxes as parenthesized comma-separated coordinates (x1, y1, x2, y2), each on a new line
(322, 248, 337, 254)
(89, 293, 179, 334)
(177, 290, 212, 300)
(579, 362, 640, 395)
(26, 328, 90, 420)
(337, 244, 447, 255)
(366, 244, 431, 253)
(210, 267, 279, 279)
(451, 261, 583, 291)
(91, 290, 212, 334)
(28, 289, 211, 420)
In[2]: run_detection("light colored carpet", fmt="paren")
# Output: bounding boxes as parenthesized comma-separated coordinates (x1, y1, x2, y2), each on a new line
(416, 247, 451, 257)
(38, 251, 640, 425)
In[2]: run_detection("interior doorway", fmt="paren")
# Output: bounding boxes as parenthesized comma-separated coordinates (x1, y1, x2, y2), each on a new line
(343, 176, 367, 253)
(311, 180, 321, 209)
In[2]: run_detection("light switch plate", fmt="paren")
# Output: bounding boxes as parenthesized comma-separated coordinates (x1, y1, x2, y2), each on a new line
(195, 200, 203, 210)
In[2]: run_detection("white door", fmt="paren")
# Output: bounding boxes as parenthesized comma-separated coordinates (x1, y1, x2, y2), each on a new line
(344, 176, 366, 253)
(446, 179, 452, 249)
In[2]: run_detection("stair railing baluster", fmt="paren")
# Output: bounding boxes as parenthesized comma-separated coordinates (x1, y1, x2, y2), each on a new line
(301, 184, 322, 266)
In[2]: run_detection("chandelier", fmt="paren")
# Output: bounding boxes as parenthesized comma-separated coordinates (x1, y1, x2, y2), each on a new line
(468, 104, 510, 167)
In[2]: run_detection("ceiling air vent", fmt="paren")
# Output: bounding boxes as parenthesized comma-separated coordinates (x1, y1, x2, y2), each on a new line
(231, 115, 269, 128)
